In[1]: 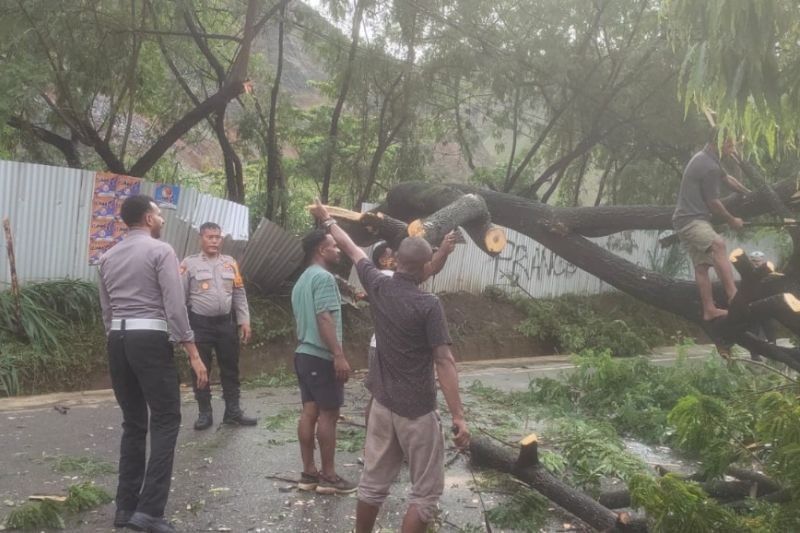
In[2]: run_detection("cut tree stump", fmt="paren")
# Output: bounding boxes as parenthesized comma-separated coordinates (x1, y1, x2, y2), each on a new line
(310, 195, 507, 254)
(408, 194, 507, 255)
(470, 434, 648, 532)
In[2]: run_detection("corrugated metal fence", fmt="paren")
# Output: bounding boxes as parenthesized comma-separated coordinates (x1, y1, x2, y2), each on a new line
(349, 204, 782, 298)
(0, 160, 251, 285)
(1, 160, 782, 298)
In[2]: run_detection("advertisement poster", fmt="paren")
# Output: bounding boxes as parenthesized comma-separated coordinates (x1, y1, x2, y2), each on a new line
(154, 183, 180, 210)
(88, 172, 143, 265)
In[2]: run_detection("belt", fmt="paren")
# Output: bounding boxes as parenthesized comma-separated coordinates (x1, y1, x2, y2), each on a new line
(189, 312, 233, 325)
(111, 318, 168, 332)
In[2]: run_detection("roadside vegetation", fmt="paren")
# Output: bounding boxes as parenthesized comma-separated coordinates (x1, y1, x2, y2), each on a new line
(466, 350, 800, 532)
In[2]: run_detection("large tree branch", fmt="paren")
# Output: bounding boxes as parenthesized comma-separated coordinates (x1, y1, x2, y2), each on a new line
(378, 181, 800, 368)
(128, 81, 246, 176)
(6, 116, 82, 168)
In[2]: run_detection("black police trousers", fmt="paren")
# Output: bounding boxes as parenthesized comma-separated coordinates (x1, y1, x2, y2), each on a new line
(107, 329, 181, 518)
(189, 313, 241, 404)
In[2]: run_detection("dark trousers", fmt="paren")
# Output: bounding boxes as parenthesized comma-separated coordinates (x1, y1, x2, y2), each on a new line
(107, 330, 181, 518)
(189, 313, 241, 404)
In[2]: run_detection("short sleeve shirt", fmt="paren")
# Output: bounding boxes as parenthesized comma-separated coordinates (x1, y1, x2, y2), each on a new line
(291, 264, 342, 360)
(357, 259, 451, 418)
(672, 147, 725, 230)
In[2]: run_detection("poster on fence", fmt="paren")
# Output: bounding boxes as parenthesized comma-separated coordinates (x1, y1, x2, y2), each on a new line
(88, 172, 143, 265)
(154, 183, 180, 210)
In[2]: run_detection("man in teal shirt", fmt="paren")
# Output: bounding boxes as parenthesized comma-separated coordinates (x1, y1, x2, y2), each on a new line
(291, 228, 356, 495)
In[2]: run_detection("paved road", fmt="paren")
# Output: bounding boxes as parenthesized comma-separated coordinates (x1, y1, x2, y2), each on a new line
(0, 345, 721, 532)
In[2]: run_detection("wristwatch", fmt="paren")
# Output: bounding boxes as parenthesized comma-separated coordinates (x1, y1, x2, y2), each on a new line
(322, 218, 338, 231)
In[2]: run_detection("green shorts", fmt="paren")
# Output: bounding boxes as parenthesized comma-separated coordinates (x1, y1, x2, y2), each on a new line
(676, 219, 719, 267)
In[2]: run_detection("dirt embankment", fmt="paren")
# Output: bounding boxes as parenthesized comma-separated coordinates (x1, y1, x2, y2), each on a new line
(235, 292, 551, 379)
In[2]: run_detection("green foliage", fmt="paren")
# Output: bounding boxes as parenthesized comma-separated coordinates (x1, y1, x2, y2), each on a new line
(755, 391, 800, 493)
(664, 0, 800, 155)
(515, 293, 698, 357)
(262, 409, 296, 431)
(336, 426, 365, 453)
(668, 394, 747, 476)
(3, 482, 111, 530)
(62, 482, 112, 513)
(630, 474, 745, 533)
(485, 488, 549, 532)
(549, 418, 648, 491)
(48, 455, 117, 477)
(4, 500, 65, 530)
(0, 280, 99, 354)
(0, 281, 106, 396)
(247, 296, 294, 345)
(242, 365, 296, 389)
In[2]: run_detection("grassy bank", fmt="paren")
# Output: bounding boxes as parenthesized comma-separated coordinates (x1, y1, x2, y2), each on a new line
(2, 280, 702, 396)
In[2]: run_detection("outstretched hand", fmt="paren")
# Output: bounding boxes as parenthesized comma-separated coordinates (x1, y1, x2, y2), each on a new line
(310, 198, 331, 222)
(439, 231, 458, 255)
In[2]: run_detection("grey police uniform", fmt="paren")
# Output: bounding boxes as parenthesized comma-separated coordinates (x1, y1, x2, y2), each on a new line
(180, 253, 250, 419)
(98, 228, 192, 519)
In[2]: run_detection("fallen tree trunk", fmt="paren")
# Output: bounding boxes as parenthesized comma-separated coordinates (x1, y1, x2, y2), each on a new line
(376, 181, 800, 368)
(470, 434, 648, 532)
(379, 180, 798, 238)
(599, 479, 777, 509)
(408, 194, 506, 256)
(318, 196, 507, 254)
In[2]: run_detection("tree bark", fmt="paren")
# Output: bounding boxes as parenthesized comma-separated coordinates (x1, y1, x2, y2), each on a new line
(6, 117, 81, 168)
(407, 194, 506, 254)
(374, 181, 800, 367)
(320, 0, 366, 203)
(470, 435, 648, 532)
(265, 2, 288, 223)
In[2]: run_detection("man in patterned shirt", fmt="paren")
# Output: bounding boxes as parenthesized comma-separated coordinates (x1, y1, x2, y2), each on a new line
(308, 200, 470, 533)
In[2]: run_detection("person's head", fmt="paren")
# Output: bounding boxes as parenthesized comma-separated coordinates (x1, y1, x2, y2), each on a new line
(371, 241, 396, 270)
(395, 237, 433, 283)
(707, 128, 737, 157)
(750, 250, 766, 267)
(199, 222, 223, 256)
(302, 229, 341, 270)
(120, 195, 164, 239)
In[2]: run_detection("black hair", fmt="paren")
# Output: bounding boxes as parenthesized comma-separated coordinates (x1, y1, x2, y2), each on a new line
(302, 229, 328, 263)
(199, 222, 221, 234)
(120, 195, 156, 227)
(372, 241, 391, 265)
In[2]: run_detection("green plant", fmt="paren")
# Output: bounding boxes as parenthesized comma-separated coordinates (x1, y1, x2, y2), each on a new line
(2, 482, 111, 530)
(4, 500, 65, 530)
(630, 474, 745, 533)
(485, 488, 549, 532)
(0, 281, 106, 396)
(0, 280, 99, 354)
(514, 294, 693, 357)
(62, 482, 112, 513)
(242, 365, 296, 389)
(262, 409, 296, 431)
(336, 426, 365, 453)
(549, 418, 648, 491)
(48, 455, 117, 476)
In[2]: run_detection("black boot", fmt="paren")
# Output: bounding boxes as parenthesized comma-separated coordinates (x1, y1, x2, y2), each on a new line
(194, 398, 213, 430)
(222, 398, 257, 426)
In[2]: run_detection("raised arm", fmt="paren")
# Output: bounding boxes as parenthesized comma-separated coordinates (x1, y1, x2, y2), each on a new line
(423, 231, 457, 281)
(310, 199, 367, 264)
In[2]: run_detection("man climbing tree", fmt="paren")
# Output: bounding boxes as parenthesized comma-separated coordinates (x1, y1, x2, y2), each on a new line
(672, 131, 750, 321)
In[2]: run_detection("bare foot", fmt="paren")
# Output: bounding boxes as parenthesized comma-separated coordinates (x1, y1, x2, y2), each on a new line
(703, 308, 728, 321)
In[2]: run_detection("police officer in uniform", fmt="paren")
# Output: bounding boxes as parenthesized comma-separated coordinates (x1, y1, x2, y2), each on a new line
(99, 195, 207, 533)
(181, 222, 256, 429)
